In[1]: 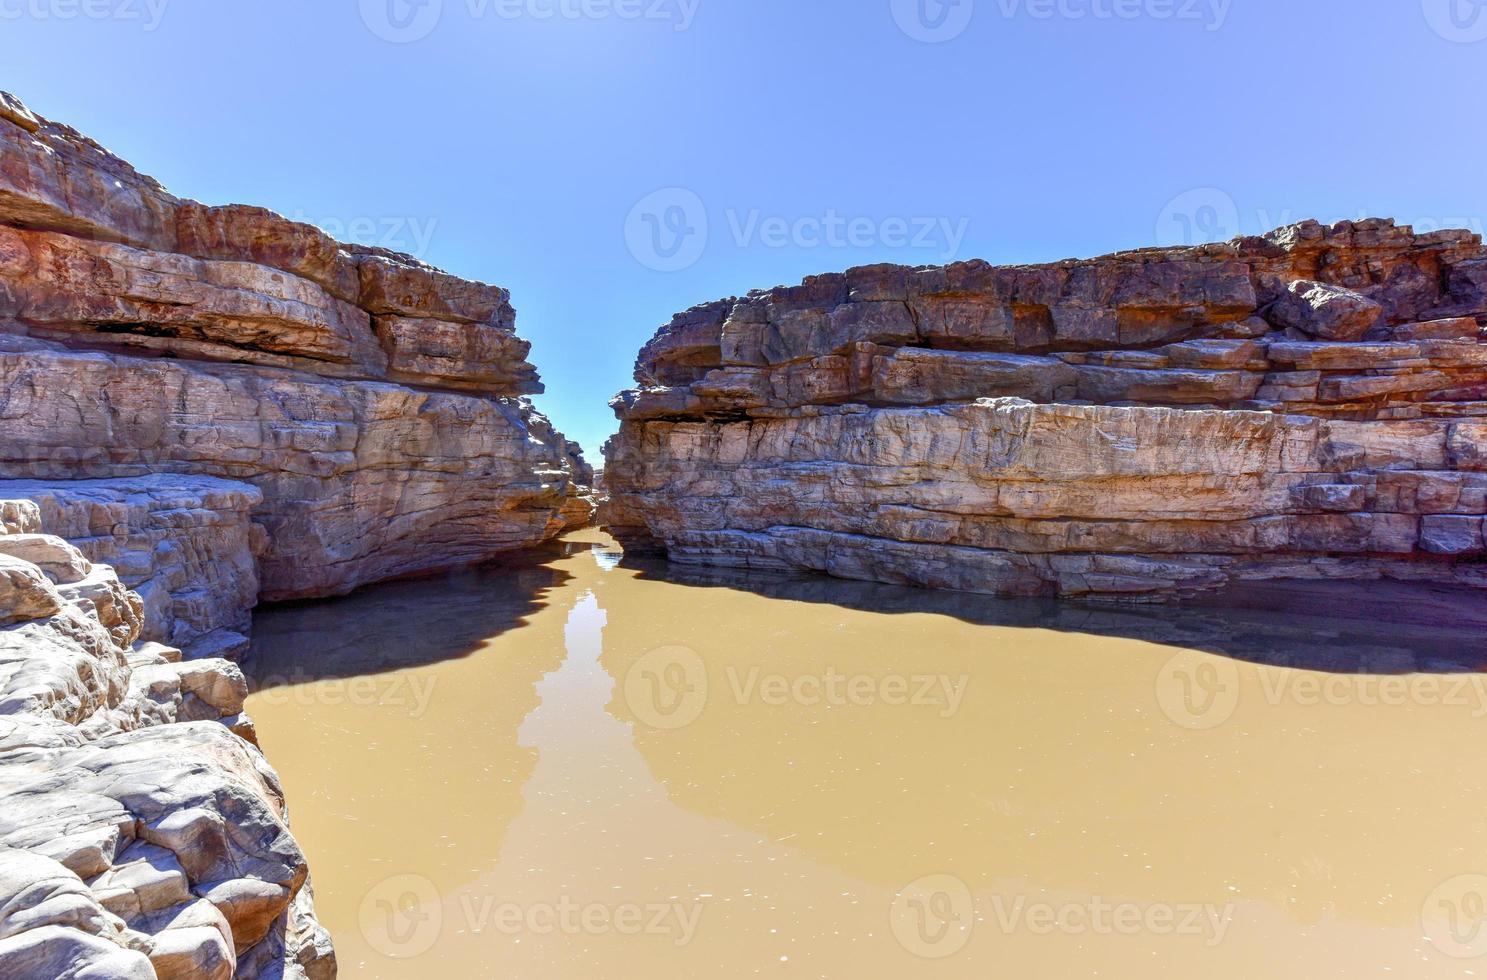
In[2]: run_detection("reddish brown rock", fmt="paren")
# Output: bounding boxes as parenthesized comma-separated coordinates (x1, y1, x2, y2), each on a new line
(0, 92, 591, 602)
(608, 218, 1487, 600)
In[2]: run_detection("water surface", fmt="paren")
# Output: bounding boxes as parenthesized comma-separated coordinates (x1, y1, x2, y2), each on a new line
(245, 529, 1487, 978)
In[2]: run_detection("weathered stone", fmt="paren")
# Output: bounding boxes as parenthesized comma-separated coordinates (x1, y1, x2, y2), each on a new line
(609, 219, 1487, 599)
(374, 315, 541, 394)
(1265, 280, 1384, 340)
(0, 553, 61, 625)
(0, 339, 571, 601)
(1420, 515, 1485, 555)
(0, 89, 602, 980)
(176, 203, 361, 304)
(0, 531, 330, 978)
(0, 92, 590, 607)
(0, 223, 385, 373)
(0, 477, 262, 656)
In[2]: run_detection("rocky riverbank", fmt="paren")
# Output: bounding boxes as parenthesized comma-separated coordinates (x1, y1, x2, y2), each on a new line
(0, 91, 594, 977)
(0, 513, 332, 977)
(605, 219, 1487, 599)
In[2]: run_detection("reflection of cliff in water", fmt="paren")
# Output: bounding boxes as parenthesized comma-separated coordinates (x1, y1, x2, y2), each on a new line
(241, 542, 586, 932)
(245, 545, 574, 687)
(620, 554, 1487, 672)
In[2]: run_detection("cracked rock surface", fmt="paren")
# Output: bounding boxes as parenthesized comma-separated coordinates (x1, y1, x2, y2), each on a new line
(0, 525, 333, 978)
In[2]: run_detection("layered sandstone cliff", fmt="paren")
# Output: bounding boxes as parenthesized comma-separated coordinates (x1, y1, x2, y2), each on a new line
(605, 219, 1487, 599)
(0, 92, 593, 605)
(0, 91, 596, 978)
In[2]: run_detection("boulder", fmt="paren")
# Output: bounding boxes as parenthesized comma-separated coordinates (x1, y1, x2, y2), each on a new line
(1265, 279, 1384, 340)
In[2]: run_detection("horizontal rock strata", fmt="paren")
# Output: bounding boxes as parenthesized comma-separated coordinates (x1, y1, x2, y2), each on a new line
(0, 92, 592, 601)
(605, 219, 1487, 599)
(0, 524, 332, 979)
(0, 90, 594, 980)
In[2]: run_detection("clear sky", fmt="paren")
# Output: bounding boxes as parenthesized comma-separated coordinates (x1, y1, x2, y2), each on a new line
(5, 0, 1486, 458)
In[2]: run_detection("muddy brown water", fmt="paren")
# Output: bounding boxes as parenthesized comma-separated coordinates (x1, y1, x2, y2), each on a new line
(244, 529, 1487, 978)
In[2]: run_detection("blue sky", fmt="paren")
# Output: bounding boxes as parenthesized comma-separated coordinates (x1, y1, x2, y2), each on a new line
(5, 0, 1486, 457)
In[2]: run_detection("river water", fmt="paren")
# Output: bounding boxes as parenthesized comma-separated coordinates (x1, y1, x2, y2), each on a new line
(244, 529, 1487, 979)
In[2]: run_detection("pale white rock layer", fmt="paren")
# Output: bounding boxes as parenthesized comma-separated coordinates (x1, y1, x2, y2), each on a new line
(0, 527, 332, 979)
(0, 476, 262, 659)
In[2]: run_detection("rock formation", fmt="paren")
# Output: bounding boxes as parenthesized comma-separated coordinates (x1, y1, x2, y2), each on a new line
(0, 92, 594, 606)
(0, 509, 333, 979)
(0, 91, 597, 978)
(605, 219, 1487, 599)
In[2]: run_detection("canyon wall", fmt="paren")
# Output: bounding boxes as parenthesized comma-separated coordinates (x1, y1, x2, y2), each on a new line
(605, 219, 1487, 599)
(0, 91, 597, 978)
(0, 91, 593, 608)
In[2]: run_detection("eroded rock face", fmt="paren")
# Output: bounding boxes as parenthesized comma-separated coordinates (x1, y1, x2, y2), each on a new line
(0, 527, 333, 979)
(0, 477, 263, 659)
(606, 218, 1487, 599)
(0, 92, 591, 601)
